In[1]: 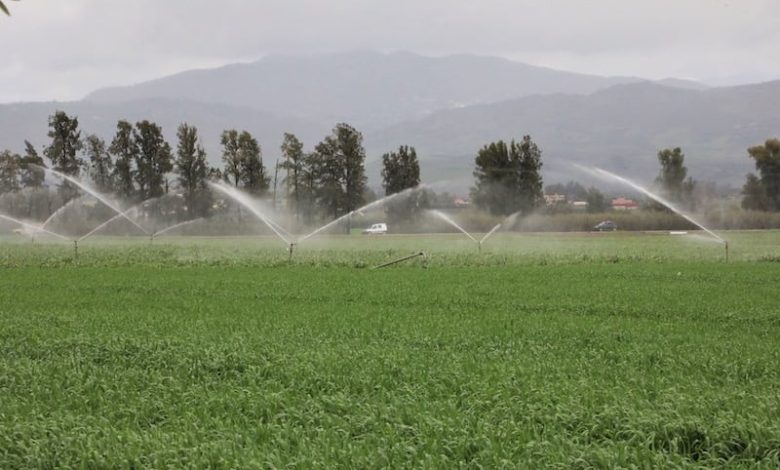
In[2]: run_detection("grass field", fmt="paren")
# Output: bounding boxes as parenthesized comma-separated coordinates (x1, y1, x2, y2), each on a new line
(2, 231, 780, 467)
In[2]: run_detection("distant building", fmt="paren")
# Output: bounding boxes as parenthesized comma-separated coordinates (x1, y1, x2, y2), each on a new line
(612, 197, 639, 210)
(453, 197, 471, 208)
(544, 193, 566, 206)
(570, 201, 588, 209)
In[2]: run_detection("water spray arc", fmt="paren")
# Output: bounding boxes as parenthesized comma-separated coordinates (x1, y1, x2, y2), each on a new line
(150, 218, 204, 241)
(479, 223, 502, 251)
(426, 209, 479, 246)
(0, 213, 70, 241)
(39, 195, 86, 231)
(208, 182, 293, 252)
(77, 206, 146, 243)
(34, 165, 149, 236)
(298, 184, 426, 243)
(576, 164, 729, 260)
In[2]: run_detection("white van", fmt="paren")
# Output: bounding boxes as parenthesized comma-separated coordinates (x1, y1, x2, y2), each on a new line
(362, 223, 388, 235)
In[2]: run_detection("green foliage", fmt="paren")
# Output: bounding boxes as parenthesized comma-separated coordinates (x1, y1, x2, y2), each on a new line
(220, 129, 242, 187)
(44, 111, 84, 201)
(0, 149, 20, 193)
(133, 120, 173, 200)
(741, 173, 770, 211)
(174, 123, 211, 218)
(84, 135, 114, 194)
(585, 187, 608, 213)
(381, 145, 423, 227)
(472, 136, 543, 216)
(656, 147, 696, 210)
(19, 141, 45, 189)
(312, 123, 368, 221)
(279, 133, 306, 221)
(220, 129, 269, 195)
(44, 111, 83, 176)
(237, 131, 269, 196)
(108, 120, 137, 199)
(746, 138, 780, 211)
(0, 235, 779, 467)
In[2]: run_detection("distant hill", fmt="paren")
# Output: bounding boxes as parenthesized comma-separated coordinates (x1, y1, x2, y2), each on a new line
(0, 99, 329, 166)
(365, 81, 780, 186)
(84, 51, 645, 128)
(0, 51, 772, 190)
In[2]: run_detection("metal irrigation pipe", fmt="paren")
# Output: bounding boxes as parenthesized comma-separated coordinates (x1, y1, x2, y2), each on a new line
(371, 251, 428, 270)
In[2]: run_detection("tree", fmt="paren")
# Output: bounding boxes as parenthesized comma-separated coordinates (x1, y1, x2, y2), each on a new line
(746, 138, 780, 211)
(585, 187, 608, 213)
(220, 130, 242, 187)
(207, 167, 223, 182)
(472, 141, 514, 215)
(279, 133, 305, 221)
(238, 131, 269, 195)
(109, 120, 137, 199)
(84, 135, 113, 194)
(741, 173, 770, 211)
(0, 150, 21, 193)
(656, 147, 695, 205)
(472, 136, 543, 216)
(299, 151, 320, 224)
(44, 111, 83, 176)
(515, 135, 544, 214)
(175, 123, 211, 218)
(311, 139, 343, 219)
(43, 111, 83, 201)
(19, 140, 45, 189)
(133, 120, 172, 200)
(312, 123, 367, 224)
(381, 145, 422, 226)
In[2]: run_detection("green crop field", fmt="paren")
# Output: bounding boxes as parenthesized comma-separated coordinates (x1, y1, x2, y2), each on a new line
(2, 231, 780, 468)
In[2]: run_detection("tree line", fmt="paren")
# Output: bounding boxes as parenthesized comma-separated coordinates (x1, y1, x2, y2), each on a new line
(3, 109, 779, 233)
(0, 109, 548, 229)
(0, 111, 427, 227)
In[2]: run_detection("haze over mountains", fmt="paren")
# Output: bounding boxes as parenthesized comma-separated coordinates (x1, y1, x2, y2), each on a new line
(1, 51, 774, 188)
(84, 51, 646, 128)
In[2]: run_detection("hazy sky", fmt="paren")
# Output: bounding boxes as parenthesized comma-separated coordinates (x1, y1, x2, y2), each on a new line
(2, 0, 779, 103)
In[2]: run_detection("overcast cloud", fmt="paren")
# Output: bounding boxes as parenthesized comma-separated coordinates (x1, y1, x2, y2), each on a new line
(2, 0, 779, 103)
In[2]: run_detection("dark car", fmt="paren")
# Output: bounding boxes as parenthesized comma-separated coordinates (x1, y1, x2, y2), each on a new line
(593, 220, 618, 231)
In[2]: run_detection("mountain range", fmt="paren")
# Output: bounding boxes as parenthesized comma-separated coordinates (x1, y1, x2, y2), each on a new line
(1, 51, 775, 189)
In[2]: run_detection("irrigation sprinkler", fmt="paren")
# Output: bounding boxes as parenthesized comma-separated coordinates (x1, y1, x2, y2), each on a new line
(209, 182, 292, 248)
(288, 242, 296, 262)
(149, 218, 204, 243)
(0, 213, 70, 242)
(299, 184, 426, 243)
(478, 223, 502, 252)
(575, 164, 731, 261)
(73, 240, 78, 260)
(576, 165, 725, 245)
(34, 165, 149, 235)
(425, 210, 479, 250)
(372, 251, 428, 270)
